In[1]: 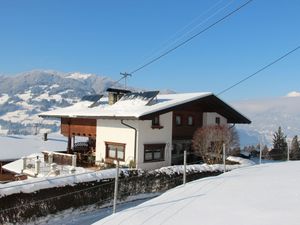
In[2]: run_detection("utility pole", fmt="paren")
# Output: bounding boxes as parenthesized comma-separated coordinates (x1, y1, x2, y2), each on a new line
(120, 72, 132, 89)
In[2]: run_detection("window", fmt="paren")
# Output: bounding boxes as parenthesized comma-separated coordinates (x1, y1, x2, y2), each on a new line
(172, 144, 177, 155)
(215, 117, 220, 125)
(187, 116, 194, 126)
(152, 116, 160, 126)
(175, 115, 182, 126)
(152, 115, 163, 129)
(144, 144, 165, 162)
(105, 142, 125, 161)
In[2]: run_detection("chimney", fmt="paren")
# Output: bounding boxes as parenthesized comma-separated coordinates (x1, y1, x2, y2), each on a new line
(106, 88, 131, 105)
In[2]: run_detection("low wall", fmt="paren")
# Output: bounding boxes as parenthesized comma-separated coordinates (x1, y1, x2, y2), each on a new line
(43, 151, 75, 166)
(0, 170, 221, 224)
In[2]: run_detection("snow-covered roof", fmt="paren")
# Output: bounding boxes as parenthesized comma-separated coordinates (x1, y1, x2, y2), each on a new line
(40, 92, 251, 123)
(40, 92, 210, 118)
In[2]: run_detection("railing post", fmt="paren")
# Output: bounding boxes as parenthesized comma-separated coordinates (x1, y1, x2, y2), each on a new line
(72, 154, 77, 167)
(35, 157, 41, 176)
(183, 150, 187, 185)
(113, 160, 119, 214)
(49, 153, 53, 164)
(21, 157, 27, 173)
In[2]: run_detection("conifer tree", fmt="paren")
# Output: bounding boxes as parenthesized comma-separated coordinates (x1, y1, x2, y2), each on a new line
(270, 126, 287, 160)
(290, 135, 300, 160)
(262, 145, 269, 159)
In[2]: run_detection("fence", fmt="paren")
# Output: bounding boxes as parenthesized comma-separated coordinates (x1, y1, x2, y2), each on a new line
(20, 152, 77, 177)
(43, 151, 76, 167)
(0, 154, 222, 224)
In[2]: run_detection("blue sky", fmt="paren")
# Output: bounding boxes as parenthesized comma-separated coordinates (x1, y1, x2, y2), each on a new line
(0, 0, 299, 101)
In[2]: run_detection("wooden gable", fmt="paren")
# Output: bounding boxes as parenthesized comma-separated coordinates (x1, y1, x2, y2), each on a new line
(61, 118, 96, 137)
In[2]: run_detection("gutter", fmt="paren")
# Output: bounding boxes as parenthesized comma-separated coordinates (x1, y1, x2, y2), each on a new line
(121, 120, 137, 167)
(229, 123, 236, 129)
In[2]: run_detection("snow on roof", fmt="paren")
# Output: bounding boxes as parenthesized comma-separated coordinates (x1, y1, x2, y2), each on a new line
(40, 92, 212, 119)
(0, 134, 67, 161)
(94, 161, 300, 225)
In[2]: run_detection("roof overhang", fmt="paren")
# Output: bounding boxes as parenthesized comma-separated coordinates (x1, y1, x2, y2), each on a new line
(39, 114, 138, 120)
(39, 94, 251, 124)
(139, 94, 251, 124)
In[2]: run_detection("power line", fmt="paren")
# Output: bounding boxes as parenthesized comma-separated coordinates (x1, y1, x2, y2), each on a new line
(217, 45, 300, 96)
(129, 0, 253, 75)
(128, 0, 229, 72)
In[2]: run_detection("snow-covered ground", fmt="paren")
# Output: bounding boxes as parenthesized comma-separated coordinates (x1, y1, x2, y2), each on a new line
(93, 161, 300, 225)
(0, 133, 67, 161)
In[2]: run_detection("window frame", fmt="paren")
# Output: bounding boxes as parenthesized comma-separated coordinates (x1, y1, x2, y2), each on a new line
(105, 142, 126, 161)
(151, 115, 163, 129)
(215, 117, 221, 125)
(144, 143, 166, 163)
(175, 115, 182, 126)
(187, 115, 194, 126)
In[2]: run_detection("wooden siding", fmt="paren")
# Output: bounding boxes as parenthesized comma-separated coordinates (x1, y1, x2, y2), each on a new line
(172, 109, 203, 140)
(61, 118, 96, 137)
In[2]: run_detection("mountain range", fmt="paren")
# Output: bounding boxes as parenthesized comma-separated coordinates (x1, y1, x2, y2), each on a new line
(0, 70, 123, 135)
(232, 95, 300, 146)
(0, 70, 299, 147)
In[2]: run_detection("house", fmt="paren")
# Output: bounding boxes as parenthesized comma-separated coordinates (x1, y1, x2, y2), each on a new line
(40, 89, 250, 170)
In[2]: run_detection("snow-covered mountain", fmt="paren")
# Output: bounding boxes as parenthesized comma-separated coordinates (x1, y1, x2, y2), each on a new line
(0, 70, 122, 135)
(232, 94, 300, 147)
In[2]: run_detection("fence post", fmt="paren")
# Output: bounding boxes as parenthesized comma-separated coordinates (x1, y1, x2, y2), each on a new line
(223, 143, 226, 173)
(259, 139, 262, 165)
(183, 150, 187, 185)
(287, 141, 290, 161)
(113, 160, 119, 214)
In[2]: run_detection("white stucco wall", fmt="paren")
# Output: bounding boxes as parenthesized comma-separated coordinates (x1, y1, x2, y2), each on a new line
(203, 112, 227, 126)
(136, 112, 173, 170)
(95, 112, 173, 170)
(96, 119, 138, 166)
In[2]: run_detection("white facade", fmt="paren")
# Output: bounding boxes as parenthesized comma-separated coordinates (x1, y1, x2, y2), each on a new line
(96, 119, 137, 166)
(203, 112, 227, 126)
(96, 112, 173, 170)
(136, 112, 173, 170)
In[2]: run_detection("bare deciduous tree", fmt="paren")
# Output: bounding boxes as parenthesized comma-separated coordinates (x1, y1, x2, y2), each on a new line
(192, 125, 240, 164)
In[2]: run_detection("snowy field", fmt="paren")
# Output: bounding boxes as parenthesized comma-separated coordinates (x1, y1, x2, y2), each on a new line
(0, 133, 67, 160)
(93, 161, 300, 225)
